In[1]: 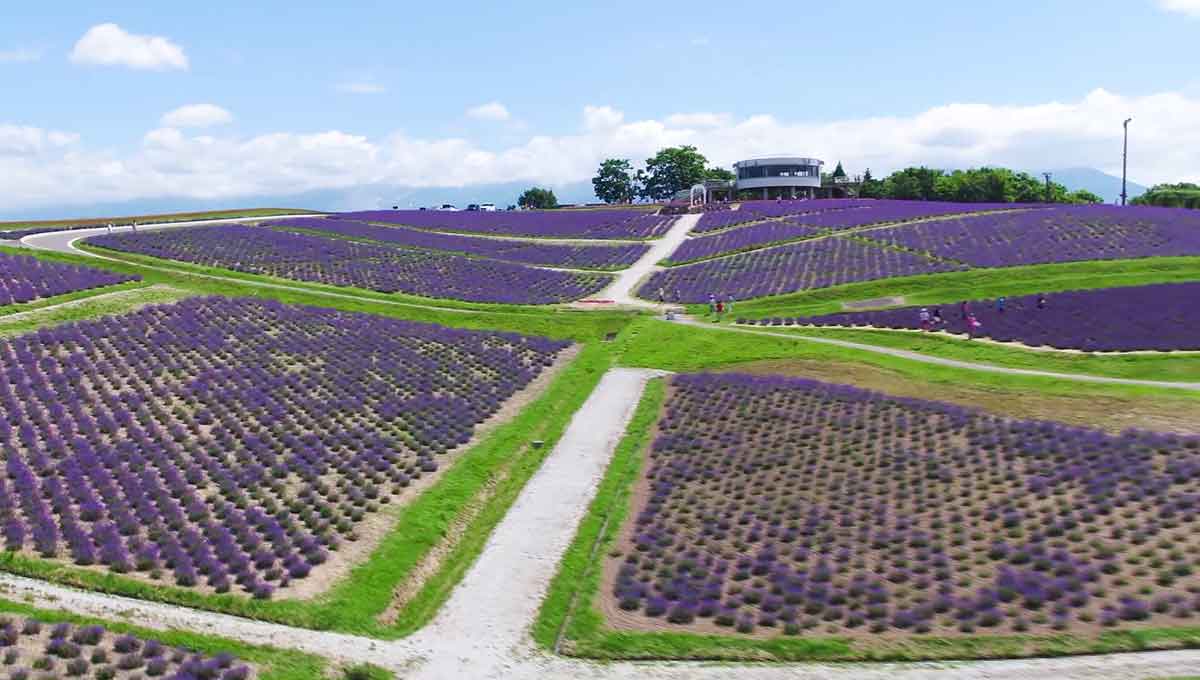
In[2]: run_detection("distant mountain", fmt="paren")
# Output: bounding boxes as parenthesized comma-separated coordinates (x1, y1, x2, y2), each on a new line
(0, 181, 604, 222)
(1039, 167, 1147, 205)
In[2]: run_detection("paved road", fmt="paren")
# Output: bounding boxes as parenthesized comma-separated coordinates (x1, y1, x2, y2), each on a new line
(677, 317, 1200, 391)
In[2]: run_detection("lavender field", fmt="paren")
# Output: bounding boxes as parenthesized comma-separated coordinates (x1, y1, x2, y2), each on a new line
(747, 282, 1200, 352)
(87, 225, 610, 304)
(862, 205, 1200, 267)
(608, 373, 1200, 637)
(664, 221, 826, 264)
(640, 237, 963, 302)
(692, 199, 871, 233)
(0, 618, 253, 680)
(340, 209, 675, 239)
(275, 217, 648, 270)
(0, 297, 569, 598)
(0, 252, 139, 308)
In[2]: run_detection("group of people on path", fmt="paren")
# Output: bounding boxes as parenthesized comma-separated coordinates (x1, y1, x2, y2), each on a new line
(918, 292, 1048, 339)
(708, 293, 735, 317)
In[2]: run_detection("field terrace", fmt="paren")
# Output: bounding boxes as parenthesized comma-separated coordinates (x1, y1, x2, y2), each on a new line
(602, 372, 1200, 643)
(339, 209, 676, 239)
(742, 282, 1200, 352)
(0, 251, 140, 308)
(273, 217, 649, 270)
(0, 296, 570, 600)
(86, 225, 611, 304)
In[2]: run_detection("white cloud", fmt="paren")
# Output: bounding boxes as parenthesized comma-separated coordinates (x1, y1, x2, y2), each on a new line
(1, 88, 1198, 213)
(0, 47, 43, 63)
(160, 104, 233, 129)
(466, 102, 511, 121)
(337, 81, 387, 94)
(1158, 0, 1200, 16)
(69, 23, 188, 70)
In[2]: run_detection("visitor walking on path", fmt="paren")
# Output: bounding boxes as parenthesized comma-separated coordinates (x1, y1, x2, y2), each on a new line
(657, 287, 665, 304)
(708, 294, 717, 314)
(996, 296, 1006, 313)
(716, 298, 725, 316)
(1037, 293, 1048, 310)
(931, 306, 943, 326)
(726, 294, 735, 312)
(919, 307, 931, 331)
(960, 300, 970, 319)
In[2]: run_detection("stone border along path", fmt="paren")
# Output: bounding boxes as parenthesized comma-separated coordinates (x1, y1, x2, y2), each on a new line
(4, 368, 1200, 678)
(677, 317, 1200, 391)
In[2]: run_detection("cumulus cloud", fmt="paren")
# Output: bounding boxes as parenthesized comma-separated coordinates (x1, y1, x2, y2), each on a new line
(1158, 0, 1200, 16)
(337, 81, 387, 94)
(70, 23, 189, 70)
(160, 104, 233, 129)
(0, 47, 43, 63)
(1, 88, 1198, 214)
(466, 102, 511, 121)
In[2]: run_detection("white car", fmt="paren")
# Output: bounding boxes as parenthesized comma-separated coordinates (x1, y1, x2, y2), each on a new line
(479, 203, 497, 212)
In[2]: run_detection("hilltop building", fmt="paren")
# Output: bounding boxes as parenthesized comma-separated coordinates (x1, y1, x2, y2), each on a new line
(688, 156, 861, 204)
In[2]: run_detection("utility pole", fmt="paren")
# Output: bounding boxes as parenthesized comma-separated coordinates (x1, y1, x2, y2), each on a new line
(1043, 172, 1053, 203)
(1121, 117, 1133, 206)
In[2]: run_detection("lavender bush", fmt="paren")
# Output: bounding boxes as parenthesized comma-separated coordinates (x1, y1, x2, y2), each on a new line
(610, 373, 1200, 637)
(0, 252, 138, 307)
(862, 205, 1200, 266)
(339, 209, 675, 239)
(0, 297, 569, 596)
(0, 618, 252, 680)
(693, 199, 871, 233)
(274, 217, 648, 270)
(87, 225, 609, 304)
(748, 282, 1200, 351)
(640, 237, 962, 302)
(665, 221, 826, 264)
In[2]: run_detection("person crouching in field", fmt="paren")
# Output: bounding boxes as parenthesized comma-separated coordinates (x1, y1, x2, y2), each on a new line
(966, 313, 982, 339)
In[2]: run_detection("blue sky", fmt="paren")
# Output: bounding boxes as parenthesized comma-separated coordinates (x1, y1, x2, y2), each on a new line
(2, 0, 1199, 215)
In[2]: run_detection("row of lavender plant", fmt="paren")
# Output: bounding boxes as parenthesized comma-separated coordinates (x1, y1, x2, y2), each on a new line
(274, 217, 648, 270)
(0, 296, 569, 598)
(0, 252, 139, 308)
(664, 220, 826, 264)
(639, 237, 962, 303)
(87, 225, 610, 304)
(339, 209, 675, 239)
(610, 372, 1200, 636)
(692, 199, 871, 233)
(740, 282, 1200, 352)
(0, 617, 252, 680)
(861, 205, 1200, 267)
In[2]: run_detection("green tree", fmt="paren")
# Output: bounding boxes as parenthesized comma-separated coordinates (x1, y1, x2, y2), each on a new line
(705, 166, 735, 181)
(883, 167, 944, 200)
(859, 168, 884, 198)
(591, 158, 638, 204)
(517, 187, 557, 209)
(641, 145, 711, 200)
(830, 161, 847, 180)
(1066, 189, 1103, 204)
(1132, 183, 1200, 208)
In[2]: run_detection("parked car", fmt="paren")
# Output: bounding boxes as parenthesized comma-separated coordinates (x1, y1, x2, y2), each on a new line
(479, 203, 497, 212)
(466, 204, 481, 211)
(439, 204, 458, 211)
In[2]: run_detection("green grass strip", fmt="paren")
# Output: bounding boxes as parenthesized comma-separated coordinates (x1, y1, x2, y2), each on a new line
(532, 375, 666, 650)
(0, 598, 340, 680)
(734, 325, 1200, 383)
(0, 285, 191, 338)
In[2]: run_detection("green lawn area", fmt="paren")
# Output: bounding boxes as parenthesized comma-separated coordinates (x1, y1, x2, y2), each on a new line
(0, 207, 319, 231)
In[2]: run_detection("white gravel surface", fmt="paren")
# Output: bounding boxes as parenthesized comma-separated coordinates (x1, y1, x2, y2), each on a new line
(2, 368, 1200, 678)
(594, 213, 699, 306)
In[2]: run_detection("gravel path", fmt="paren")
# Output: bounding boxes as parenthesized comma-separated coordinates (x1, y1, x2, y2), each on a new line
(2, 368, 1200, 678)
(678, 317, 1200, 391)
(594, 213, 699, 306)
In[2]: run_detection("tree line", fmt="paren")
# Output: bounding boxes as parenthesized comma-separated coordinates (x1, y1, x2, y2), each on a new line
(859, 167, 1103, 204)
(1131, 183, 1200, 209)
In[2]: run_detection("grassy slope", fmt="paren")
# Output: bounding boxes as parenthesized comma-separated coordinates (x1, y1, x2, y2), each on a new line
(716, 256, 1200, 318)
(0, 599, 341, 680)
(0, 208, 318, 231)
(729, 325, 1200, 383)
